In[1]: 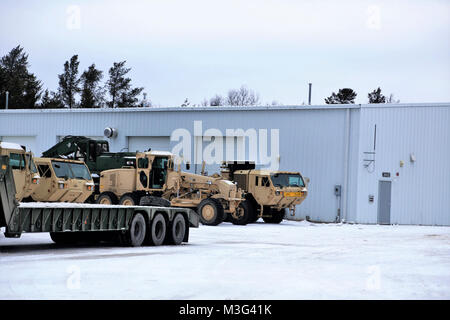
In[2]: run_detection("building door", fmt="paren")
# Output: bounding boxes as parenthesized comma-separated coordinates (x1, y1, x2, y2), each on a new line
(377, 181, 391, 225)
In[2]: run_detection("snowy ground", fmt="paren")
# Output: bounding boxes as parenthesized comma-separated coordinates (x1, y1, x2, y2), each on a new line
(0, 220, 449, 300)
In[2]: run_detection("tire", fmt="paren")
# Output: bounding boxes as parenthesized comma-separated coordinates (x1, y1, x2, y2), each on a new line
(197, 198, 224, 226)
(50, 232, 79, 245)
(119, 193, 139, 206)
(230, 200, 253, 225)
(96, 192, 118, 205)
(223, 212, 231, 223)
(166, 214, 186, 245)
(248, 207, 260, 223)
(139, 196, 171, 207)
(126, 213, 147, 247)
(147, 213, 167, 246)
(263, 208, 286, 224)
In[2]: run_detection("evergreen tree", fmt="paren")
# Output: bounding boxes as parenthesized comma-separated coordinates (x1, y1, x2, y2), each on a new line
(40, 89, 64, 109)
(325, 88, 357, 104)
(106, 61, 143, 108)
(368, 87, 386, 104)
(79, 64, 104, 108)
(0, 46, 42, 109)
(58, 55, 81, 108)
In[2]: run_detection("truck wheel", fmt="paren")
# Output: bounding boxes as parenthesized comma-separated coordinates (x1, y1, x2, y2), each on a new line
(166, 214, 186, 245)
(230, 200, 253, 225)
(147, 213, 167, 246)
(223, 212, 231, 222)
(127, 213, 147, 247)
(139, 196, 171, 207)
(119, 193, 139, 206)
(197, 198, 224, 226)
(263, 208, 286, 224)
(248, 207, 260, 223)
(96, 192, 118, 205)
(50, 232, 78, 245)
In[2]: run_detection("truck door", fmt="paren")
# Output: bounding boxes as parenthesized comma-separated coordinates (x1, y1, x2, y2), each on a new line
(149, 157, 169, 190)
(137, 155, 149, 190)
(254, 175, 272, 203)
(9, 152, 27, 200)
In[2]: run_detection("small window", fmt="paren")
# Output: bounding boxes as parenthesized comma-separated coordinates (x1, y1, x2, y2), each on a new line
(9, 153, 25, 170)
(261, 177, 270, 187)
(38, 164, 52, 178)
(138, 157, 149, 168)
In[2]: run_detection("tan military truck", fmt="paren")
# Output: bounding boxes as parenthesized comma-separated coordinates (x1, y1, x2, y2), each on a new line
(96, 151, 244, 226)
(219, 161, 308, 224)
(32, 158, 94, 203)
(0, 141, 40, 201)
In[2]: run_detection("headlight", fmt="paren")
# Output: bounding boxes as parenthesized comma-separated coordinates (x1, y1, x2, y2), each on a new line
(32, 178, 39, 184)
(58, 182, 66, 189)
(275, 190, 282, 196)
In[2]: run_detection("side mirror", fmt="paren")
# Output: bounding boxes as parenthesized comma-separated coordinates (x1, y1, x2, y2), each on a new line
(305, 177, 310, 184)
(185, 162, 191, 171)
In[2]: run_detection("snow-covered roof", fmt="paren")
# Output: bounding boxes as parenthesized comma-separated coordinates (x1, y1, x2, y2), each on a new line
(149, 151, 173, 156)
(0, 141, 25, 151)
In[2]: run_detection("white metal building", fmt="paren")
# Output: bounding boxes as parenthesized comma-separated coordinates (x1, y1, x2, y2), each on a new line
(1, 103, 449, 226)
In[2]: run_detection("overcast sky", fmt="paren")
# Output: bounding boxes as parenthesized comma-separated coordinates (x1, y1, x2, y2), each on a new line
(1, 0, 449, 106)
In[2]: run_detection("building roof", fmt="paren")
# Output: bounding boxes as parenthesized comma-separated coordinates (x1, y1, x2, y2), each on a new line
(1, 102, 448, 114)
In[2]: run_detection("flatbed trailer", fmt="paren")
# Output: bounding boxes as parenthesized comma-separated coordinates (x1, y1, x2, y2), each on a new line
(1, 155, 199, 247)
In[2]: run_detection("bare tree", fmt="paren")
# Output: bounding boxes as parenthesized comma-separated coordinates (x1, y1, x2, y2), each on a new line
(226, 85, 260, 106)
(209, 94, 224, 106)
(386, 93, 400, 103)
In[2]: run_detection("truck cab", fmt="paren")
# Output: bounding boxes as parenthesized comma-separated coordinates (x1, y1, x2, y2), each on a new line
(0, 141, 40, 201)
(220, 161, 308, 224)
(98, 151, 173, 205)
(32, 157, 94, 203)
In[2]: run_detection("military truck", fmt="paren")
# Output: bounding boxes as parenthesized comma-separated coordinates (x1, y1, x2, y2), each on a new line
(43, 136, 245, 226)
(219, 161, 308, 224)
(32, 157, 94, 203)
(0, 154, 199, 247)
(97, 151, 244, 226)
(42, 136, 137, 174)
(42, 136, 137, 195)
(0, 141, 40, 201)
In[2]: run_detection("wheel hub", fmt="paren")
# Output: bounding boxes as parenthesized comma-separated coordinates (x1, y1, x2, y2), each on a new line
(202, 204, 215, 221)
(122, 199, 133, 206)
(100, 198, 111, 204)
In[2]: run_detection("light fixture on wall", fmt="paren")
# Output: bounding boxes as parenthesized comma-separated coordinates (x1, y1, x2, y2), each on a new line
(104, 127, 118, 138)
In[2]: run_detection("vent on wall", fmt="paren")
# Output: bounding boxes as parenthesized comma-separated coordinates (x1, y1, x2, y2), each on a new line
(104, 127, 118, 138)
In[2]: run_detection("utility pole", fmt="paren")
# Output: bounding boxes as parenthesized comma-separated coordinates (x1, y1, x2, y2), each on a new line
(5, 91, 9, 109)
(308, 83, 312, 105)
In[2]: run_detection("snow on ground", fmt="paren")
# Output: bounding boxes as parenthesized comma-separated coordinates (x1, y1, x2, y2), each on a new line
(0, 220, 449, 300)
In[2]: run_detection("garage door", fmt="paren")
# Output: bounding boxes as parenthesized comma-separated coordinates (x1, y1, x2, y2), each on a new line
(128, 136, 171, 153)
(0, 136, 37, 154)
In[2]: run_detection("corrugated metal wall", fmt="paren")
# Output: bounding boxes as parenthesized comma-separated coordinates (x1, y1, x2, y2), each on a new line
(355, 104, 450, 226)
(1, 103, 449, 225)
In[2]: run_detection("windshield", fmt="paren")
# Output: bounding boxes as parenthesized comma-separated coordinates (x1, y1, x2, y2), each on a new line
(51, 161, 91, 180)
(270, 173, 305, 188)
(26, 154, 38, 173)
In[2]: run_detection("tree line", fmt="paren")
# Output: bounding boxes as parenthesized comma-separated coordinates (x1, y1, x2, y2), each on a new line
(0, 46, 145, 109)
(0, 45, 399, 109)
